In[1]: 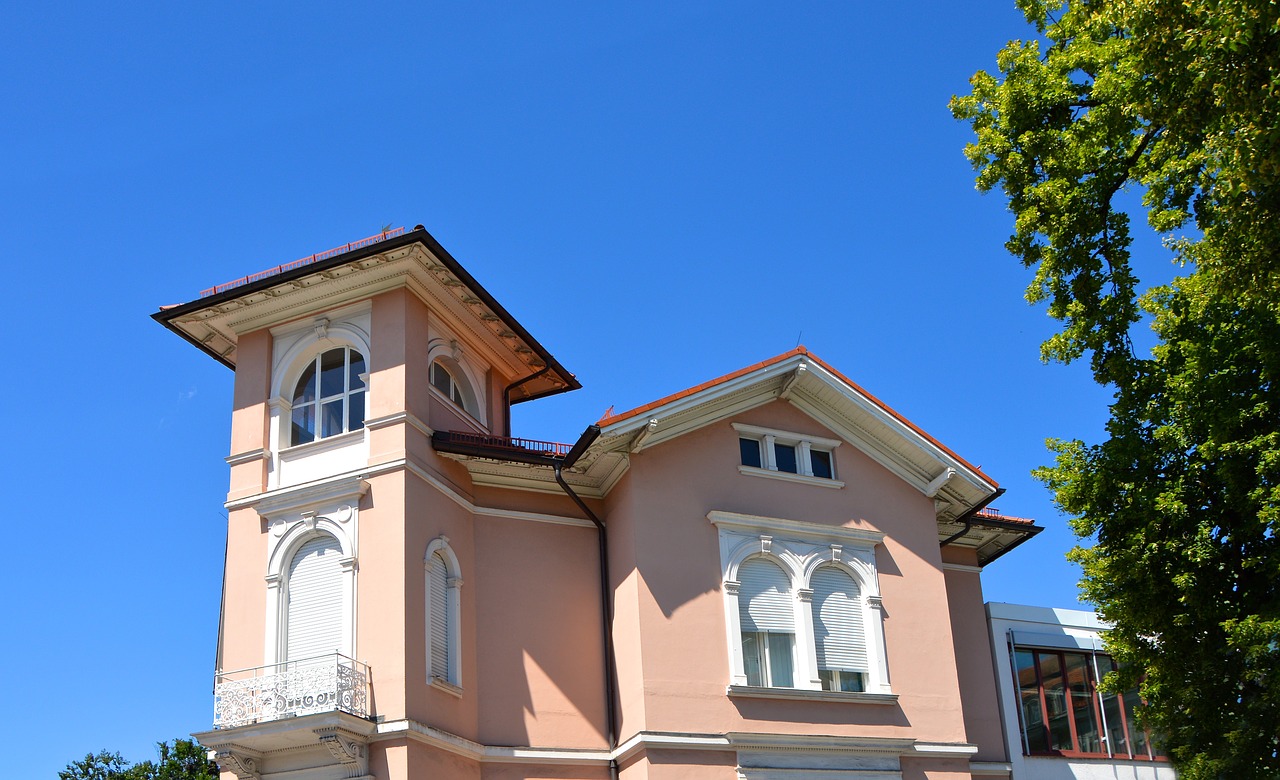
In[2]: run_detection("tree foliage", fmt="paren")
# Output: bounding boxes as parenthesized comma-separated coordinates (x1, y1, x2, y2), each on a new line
(60, 740, 217, 780)
(952, 0, 1280, 776)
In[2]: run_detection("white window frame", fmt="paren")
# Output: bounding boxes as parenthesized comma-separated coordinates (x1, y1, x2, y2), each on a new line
(425, 330, 488, 427)
(710, 510, 892, 699)
(425, 536, 463, 693)
(258, 476, 368, 667)
(267, 308, 373, 490)
(288, 346, 369, 447)
(733, 423, 844, 488)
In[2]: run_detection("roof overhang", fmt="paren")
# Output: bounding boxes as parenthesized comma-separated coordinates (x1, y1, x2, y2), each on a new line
(594, 350, 998, 522)
(152, 226, 579, 403)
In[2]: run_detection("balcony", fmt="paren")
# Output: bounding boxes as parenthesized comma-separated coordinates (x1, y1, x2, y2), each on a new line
(213, 654, 369, 729)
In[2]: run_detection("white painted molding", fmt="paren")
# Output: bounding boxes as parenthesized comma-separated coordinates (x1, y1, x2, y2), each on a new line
(737, 465, 845, 489)
(226, 448, 268, 467)
(709, 511, 884, 547)
(942, 562, 984, 574)
(732, 422, 842, 449)
(726, 685, 898, 705)
(363, 410, 434, 438)
(910, 742, 980, 756)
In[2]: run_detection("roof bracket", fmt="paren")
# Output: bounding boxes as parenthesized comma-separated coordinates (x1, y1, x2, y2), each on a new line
(629, 418, 659, 453)
(778, 361, 807, 400)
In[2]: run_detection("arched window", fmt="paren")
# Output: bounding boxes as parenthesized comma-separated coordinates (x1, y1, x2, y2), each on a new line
(810, 565, 868, 692)
(426, 539, 462, 688)
(284, 534, 344, 663)
(430, 359, 472, 412)
(291, 347, 367, 446)
(738, 557, 795, 688)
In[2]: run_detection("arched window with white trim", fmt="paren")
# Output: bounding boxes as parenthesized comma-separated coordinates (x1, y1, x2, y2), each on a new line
(290, 346, 367, 446)
(738, 557, 796, 688)
(426, 538, 462, 689)
(284, 533, 344, 663)
(810, 564, 868, 692)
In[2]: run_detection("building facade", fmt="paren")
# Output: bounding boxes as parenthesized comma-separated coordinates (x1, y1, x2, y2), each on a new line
(157, 226, 1048, 780)
(986, 603, 1173, 780)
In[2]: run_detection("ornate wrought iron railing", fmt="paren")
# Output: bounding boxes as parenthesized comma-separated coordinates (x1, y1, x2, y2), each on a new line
(213, 653, 370, 728)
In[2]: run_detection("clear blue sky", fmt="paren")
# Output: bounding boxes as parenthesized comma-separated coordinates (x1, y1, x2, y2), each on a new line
(1, 3, 1176, 776)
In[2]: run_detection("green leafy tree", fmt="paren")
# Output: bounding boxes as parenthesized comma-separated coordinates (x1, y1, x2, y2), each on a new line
(60, 740, 217, 780)
(952, 0, 1280, 776)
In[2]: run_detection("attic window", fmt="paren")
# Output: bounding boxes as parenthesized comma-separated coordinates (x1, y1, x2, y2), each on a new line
(733, 423, 843, 488)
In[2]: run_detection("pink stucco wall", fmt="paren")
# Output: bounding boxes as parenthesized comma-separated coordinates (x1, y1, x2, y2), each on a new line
(603, 400, 968, 744)
(942, 546, 1008, 763)
(212, 278, 999, 779)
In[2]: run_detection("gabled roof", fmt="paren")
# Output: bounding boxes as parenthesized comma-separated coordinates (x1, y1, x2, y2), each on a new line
(594, 347, 998, 522)
(152, 225, 579, 404)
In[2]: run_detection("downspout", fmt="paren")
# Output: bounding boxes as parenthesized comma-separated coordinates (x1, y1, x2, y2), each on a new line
(551, 426, 619, 780)
(502, 365, 552, 436)
(939, 487, 1007, 549)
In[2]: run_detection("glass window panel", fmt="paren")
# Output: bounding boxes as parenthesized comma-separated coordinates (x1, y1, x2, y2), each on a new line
(320, 349, 345, 399)
(453, 384, 465, 407)
(291, 405, 315, 446)
(1123, 687, 1151, 756)
(349, 351, 366, 390)
(810, 450, 833, 479)
(321, 400, 344, 438)
(1016, 650, 1049, 753)
(742, 633, 764, 687)
(1098, 656, 1130, 757)
(820, 669, 865, 692)
(293, 362, 317, 405)
(431, 362, 453, 396)
(1066, 653, 1101, 753)
(740, 438, 762, 468)
(775, 443, 798, 473)
(1038, 653, 1074, 751)
(767, 632, 794, 687)
(348, 390, 366, 432)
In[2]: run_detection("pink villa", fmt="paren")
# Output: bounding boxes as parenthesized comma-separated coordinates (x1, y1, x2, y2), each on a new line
(154, 226, 1166, 780)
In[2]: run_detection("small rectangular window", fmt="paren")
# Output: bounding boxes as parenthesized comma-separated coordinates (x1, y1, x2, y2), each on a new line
(739, 437, 762, 468)
(810, 450, 833, 479)
(774, 443, 798, 474)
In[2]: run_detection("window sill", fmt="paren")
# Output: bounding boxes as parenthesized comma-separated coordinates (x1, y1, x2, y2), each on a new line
(279, 427, 366, 457)
(727, 685, 896, 704)
(737, 466, 844, 489)
(430, 677, 463, 698)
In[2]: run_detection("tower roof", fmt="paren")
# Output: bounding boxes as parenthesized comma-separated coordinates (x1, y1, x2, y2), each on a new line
(153, 225, 580, 404)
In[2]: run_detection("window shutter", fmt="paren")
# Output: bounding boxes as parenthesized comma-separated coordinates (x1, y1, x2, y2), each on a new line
(286, 535, 343, 663)
(810, 565, 868, 672)
(429, 552, 449, 680)
(738, 558, 794, 634)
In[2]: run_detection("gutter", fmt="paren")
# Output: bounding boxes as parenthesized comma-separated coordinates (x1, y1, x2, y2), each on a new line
(939, 487, 1007, 549)
(433, 424, 619, 779)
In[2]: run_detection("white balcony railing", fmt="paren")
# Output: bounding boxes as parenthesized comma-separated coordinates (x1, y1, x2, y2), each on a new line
(213, 654, 369, 728)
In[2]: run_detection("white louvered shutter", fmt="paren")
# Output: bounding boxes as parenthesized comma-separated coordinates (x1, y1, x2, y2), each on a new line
(286, 535, 344, 663)
(738, 558, 794, 633)
(810, 565, 868, 673)
(429, 552, 449, 680)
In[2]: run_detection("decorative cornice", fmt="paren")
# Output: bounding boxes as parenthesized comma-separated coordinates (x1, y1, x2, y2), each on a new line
(229, 471, 369, 519)
(214, 747, 262, 780)
(315, 726, 368, 773)
(708, 510, 885, 547)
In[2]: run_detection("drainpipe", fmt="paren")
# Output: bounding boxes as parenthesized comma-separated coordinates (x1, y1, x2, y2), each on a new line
(939, 487, 1006, 549)
(552, 426, 619, 780)
(502, 365, 552, 436)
